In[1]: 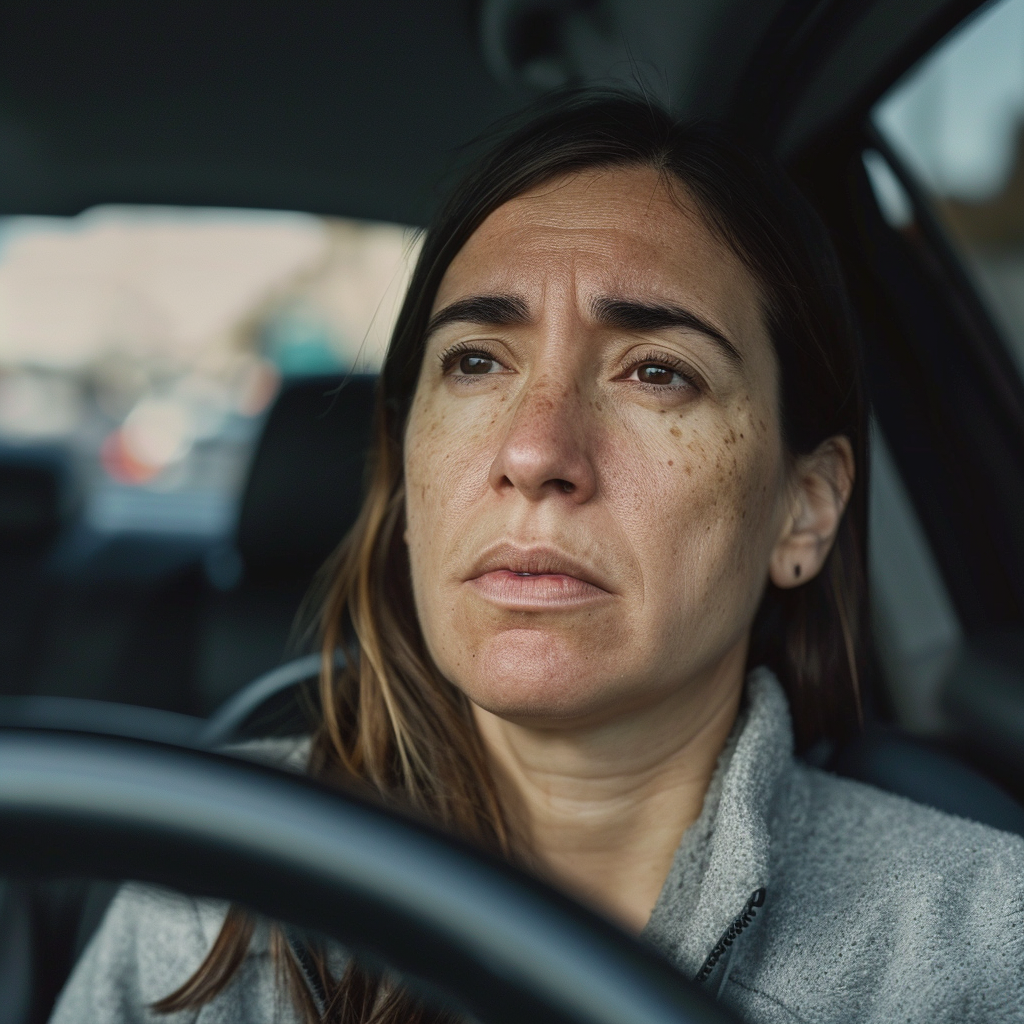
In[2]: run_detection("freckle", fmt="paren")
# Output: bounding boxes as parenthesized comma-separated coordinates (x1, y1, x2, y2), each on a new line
(668, 460, 674, 467)
(659, 409, 666, 415)
(670, 426, 681, 438)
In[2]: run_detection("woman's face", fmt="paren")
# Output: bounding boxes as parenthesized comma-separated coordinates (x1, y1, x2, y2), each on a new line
(404, 165, 794, 727)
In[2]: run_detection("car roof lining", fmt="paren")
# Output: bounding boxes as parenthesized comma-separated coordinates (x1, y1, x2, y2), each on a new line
(0, 0, 988, 222)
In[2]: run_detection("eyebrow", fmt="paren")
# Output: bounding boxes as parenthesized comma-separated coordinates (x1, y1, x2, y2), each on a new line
(591, 296, 743, 366)
(425, 292, 743, 367)
(426, 295, 530, 337)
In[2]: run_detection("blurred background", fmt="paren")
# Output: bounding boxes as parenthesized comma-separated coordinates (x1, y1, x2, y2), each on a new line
(876, 0, 1024, 378)
(0, 207, 416, 534)
(0, 201, 418, 720)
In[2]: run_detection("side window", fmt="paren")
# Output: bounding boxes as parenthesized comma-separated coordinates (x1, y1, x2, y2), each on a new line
(861, 3, 1024, 733)
(874, 0, 1024, 380)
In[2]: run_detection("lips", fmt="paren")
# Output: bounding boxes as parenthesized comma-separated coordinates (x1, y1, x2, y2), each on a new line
(465, 543, 613, 608)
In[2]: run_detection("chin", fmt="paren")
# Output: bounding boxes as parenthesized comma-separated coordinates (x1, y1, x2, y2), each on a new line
(455, 627, 614, 722)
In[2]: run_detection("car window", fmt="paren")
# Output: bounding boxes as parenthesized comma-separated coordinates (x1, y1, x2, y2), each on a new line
(861, 0, 1024, 735)
(0, 207, 418, 537)
(873, 0, 1024, 382)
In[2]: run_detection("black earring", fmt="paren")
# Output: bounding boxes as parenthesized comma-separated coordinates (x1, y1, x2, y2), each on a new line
(794, 564, 801, 579)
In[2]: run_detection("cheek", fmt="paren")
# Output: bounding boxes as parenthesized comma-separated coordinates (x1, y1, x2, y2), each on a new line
(700, 434, 785, 615)
(613, 406, 783, 613)
(403, 394, 495, 597)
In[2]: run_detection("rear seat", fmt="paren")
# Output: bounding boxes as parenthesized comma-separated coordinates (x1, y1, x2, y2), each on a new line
(15, 373, 376, 717)
(192, 372, 375, 713)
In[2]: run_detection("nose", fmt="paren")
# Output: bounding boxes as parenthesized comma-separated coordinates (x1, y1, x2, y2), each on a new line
(487, 377, 598, 503)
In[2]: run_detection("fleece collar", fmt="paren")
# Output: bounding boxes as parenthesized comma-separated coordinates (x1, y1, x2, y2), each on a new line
(640, 668, 793, 977)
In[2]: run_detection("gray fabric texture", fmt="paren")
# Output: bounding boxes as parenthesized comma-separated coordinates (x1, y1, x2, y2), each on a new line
(50, 669, 1024, 1023)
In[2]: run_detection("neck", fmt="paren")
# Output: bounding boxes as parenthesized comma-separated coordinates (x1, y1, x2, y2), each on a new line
(472, 651, 745, 934)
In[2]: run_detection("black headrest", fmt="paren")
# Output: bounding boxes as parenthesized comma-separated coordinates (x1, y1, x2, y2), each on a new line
(236, 374, 377, 580)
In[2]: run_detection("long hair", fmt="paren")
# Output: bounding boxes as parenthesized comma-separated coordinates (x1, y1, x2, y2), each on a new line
(156, 90, 867, 1023)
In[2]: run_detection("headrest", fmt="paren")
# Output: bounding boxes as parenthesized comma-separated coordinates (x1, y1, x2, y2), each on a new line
(236, 374, 377, 580)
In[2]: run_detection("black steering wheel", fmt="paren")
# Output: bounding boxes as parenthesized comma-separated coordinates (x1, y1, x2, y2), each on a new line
(0, 727, 736, 1024)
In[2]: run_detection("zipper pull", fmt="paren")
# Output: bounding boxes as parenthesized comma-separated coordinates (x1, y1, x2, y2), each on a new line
(695, 887, 767, 984)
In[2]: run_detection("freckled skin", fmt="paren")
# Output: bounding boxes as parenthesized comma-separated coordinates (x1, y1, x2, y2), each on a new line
(404, 167, 790, 728)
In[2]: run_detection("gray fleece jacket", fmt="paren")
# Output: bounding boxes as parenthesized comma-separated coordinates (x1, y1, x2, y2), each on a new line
(50, 669, 1024, 1023)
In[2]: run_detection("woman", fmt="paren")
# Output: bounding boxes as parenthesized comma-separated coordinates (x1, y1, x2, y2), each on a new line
(53, 93, 1024, 1024)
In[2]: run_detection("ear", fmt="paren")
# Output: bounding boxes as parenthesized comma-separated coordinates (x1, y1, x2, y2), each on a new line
(769, 436, 855, 589)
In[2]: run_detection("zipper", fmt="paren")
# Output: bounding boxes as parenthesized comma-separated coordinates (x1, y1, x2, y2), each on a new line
(286, 927, 329, 1016)
(695, 887, 767, 984)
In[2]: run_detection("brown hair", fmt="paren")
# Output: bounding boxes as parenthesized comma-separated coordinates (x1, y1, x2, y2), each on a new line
(156, 90, 867, 1022)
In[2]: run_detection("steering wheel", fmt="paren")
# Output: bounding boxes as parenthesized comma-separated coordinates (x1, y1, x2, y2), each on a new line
(0, 728, 736, 1024)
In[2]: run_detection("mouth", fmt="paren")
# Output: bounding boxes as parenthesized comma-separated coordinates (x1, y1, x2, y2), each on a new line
(465, 544, 613, 609)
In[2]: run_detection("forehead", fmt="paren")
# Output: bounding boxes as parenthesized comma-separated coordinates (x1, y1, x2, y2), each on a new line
(433, 165, 766, 345)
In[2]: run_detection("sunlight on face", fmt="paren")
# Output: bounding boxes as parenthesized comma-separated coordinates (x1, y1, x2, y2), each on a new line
(404, 166, 791, 727)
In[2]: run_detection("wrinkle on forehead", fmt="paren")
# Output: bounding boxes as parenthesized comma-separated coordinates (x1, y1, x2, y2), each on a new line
(434, 166, 770, 362)
(505, 166, 694, 231)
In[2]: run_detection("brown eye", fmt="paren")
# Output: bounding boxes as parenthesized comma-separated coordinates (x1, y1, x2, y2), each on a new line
(460, 354, 496, 374)
(636, 363, 678, 385)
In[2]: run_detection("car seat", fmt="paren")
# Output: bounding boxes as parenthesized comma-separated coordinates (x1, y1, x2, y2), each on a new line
(50, 373, 378, 719)
(189, 372, 376, 714)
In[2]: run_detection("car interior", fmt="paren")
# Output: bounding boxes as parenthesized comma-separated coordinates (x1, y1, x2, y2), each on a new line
(3, 0, 1024, 1021)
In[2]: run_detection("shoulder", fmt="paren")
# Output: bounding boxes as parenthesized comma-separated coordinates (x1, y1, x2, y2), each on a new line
(787, 761, 1024, 887)
(51, 884, 227, 1022)
(750, 763, 1024, 1020)
(50, 741, 315, 1023)
(50, 884, 287, 1024)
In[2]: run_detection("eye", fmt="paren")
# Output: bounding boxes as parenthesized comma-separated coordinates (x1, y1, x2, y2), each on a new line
(633, 363, 682, 386)
(439, 342, 510, 377)
(458, 353, 500, 375)
(625, 359, 696, 389)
